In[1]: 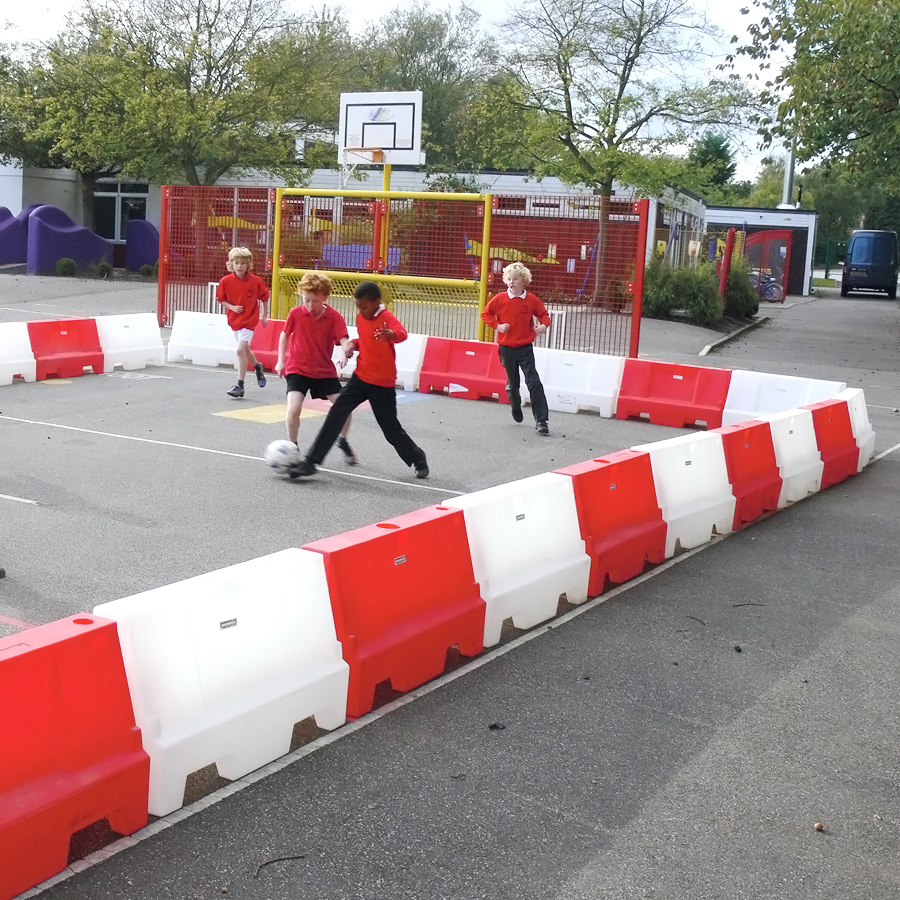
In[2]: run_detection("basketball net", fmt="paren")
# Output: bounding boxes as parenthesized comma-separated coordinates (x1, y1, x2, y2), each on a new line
(339, 148, 384, 190)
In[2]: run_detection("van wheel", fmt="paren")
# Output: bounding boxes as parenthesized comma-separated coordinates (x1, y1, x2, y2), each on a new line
(840, 283, 849, 297)
(889, 286, 897, 299)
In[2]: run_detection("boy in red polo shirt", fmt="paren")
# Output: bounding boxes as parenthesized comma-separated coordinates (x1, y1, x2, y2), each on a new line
(275, 272, 358, 464)
(290, 280, 429, 479)
(481, 261, 551, 435)
(216, 246, 270, 398)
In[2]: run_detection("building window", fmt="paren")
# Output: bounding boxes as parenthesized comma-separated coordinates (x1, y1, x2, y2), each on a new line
(94, 181, 149, 241)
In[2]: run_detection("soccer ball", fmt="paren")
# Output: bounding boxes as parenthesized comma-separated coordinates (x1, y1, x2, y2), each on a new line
(264, 439, 301, 474)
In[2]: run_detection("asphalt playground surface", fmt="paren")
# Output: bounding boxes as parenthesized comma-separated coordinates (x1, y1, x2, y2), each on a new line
(1, 274, 899, 899)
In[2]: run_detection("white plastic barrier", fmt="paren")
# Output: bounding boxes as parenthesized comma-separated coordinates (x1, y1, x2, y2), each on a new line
(442, 473, 591, 647)
(94, 549, 349, 816)
(837, 387, 876, 471)
(332, 326, 359, 380)
(760, 408, 824, 506)
(0, 321, 37, 385)
(632, 431, 736, 557)
(394, 332, 428, 392)
(96, 313, 166, 372)
(533, 348, 625, 416)
(722, 371, 846, 426)
(166, 310, 236, 367)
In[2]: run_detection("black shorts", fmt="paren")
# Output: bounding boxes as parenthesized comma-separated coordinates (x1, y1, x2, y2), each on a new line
(285, 373, 342, 400)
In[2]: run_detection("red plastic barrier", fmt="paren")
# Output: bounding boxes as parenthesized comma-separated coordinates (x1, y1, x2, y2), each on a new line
(303, 506, 486, 718)
(716, 421, 783, 529)
(615, 359, 733, 429)
(0, 616, 149, 900)
(805, 398, 860, 488)
(418, 337, 509, 403)
(555, 450, 667, 596)
(250, 318, 286, 371)
(25, 318, 105, 380)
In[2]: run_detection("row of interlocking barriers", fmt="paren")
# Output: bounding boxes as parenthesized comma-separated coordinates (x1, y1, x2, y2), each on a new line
(0, 315, 875, 900)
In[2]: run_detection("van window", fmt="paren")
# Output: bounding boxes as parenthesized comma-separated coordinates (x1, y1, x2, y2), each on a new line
(850, 233, 896, 265)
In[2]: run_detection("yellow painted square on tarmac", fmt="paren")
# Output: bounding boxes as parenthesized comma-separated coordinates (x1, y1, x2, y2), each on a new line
(40, 378, 73, 385)
(213, 403, 327, 424)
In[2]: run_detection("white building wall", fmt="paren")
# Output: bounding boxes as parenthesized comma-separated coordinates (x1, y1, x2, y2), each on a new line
(0, 162, 25, 214)
(22, 167, 81, 219)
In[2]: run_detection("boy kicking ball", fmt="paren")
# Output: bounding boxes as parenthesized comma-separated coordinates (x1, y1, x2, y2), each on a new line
(216, 246, 269, 398)
(275, 272, 358, 465)
(290, 280, 429, 480)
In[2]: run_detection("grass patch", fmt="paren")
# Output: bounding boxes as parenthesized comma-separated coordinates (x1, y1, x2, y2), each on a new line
(812, 277, 837, 287)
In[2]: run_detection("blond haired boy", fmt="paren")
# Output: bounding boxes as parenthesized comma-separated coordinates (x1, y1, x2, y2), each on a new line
(275, 272, 358, 464)
(480, 261, 551, 435)
(216, 247, 269, 398)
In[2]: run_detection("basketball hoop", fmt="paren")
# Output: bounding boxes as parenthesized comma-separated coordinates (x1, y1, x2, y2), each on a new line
(339, 147, 385, 189)
(343, 147, 385, 164)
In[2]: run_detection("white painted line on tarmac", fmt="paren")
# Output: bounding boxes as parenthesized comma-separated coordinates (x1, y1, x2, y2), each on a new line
(873, 440, 900, 462)
(0, 493, 38, 504)
(0, 308, 81, 318)
(868, 404, 900, 411)
(0, 415, 462, 496)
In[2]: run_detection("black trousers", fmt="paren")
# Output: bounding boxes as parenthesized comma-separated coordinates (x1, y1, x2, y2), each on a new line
(498, 343, 549, 423)
(306, 374, 426, 468)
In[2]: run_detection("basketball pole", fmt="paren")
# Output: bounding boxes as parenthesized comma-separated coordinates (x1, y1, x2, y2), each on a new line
(381, 164, 392, 268)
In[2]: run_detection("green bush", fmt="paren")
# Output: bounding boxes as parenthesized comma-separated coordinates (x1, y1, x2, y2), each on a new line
(55, 257, 77, 277)
(96, 260, 113, 279)
(642, 258, 723, 325)
(140, 264, 155, 278)
(724, 256, 760, 318)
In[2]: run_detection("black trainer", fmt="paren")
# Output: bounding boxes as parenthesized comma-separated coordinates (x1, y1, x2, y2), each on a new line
(536, 420, 550, 435)
(255, 363, 266, 388)
(510, 403, 524, 423)
(337, 436, 358, 465)
(288, 459, 317, 479)
(227, 383, 244, 398)
(414, 461, 430, 479)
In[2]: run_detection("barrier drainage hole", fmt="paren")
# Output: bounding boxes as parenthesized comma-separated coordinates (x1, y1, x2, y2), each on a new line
(73, 617, 94, 625)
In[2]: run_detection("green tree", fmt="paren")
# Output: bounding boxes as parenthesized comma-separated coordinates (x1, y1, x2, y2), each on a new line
(688, 133, 737, 187)
(493, 0, 754, 197)
(0, 0, 345, 187)
(359, 2, 499, 172)
(735, 0, 900, 191)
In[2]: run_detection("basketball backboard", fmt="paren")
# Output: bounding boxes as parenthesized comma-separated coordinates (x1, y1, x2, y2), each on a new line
(338, 91, 426, 166)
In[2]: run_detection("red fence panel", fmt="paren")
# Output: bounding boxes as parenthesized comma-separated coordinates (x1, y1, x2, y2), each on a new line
(555, 450, 666, 595)
(418, 337, 509, 402)
(805, 398, 861, 488)
(616, 359, 733, 429)
(0, 615, 149, 900)
(303, 506, 485, 718)
(715, 420, 783, 529)
(26, 318, 104, 380)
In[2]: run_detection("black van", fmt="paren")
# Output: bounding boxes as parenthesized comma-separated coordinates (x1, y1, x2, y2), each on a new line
(841, 229, 899, 298)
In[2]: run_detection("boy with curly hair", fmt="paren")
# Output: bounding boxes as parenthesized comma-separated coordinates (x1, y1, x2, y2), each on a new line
(481, 261, 551, 435)
(216, 246, 269, 398)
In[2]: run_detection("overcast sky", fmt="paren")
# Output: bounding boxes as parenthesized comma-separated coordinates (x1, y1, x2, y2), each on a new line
(4, 0, 781, 181)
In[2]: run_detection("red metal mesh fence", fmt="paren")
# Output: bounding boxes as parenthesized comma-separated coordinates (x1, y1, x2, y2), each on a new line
(157, 186, 274, 326)
(159, 186, 648, 357)
(483, 195, 644, 355)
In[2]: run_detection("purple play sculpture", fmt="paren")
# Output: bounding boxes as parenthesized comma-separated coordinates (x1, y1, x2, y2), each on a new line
(0, 207, 27, 265)
(26, 205, 113, 275)
(16, 204, 44, 234)
(125, 219, 160, 272)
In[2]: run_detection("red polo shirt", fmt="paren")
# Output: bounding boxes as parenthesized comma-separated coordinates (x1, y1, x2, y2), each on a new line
(481, 290, 551, 347)
(216, 272, 270, 330)
(282, 305, 348, 378)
